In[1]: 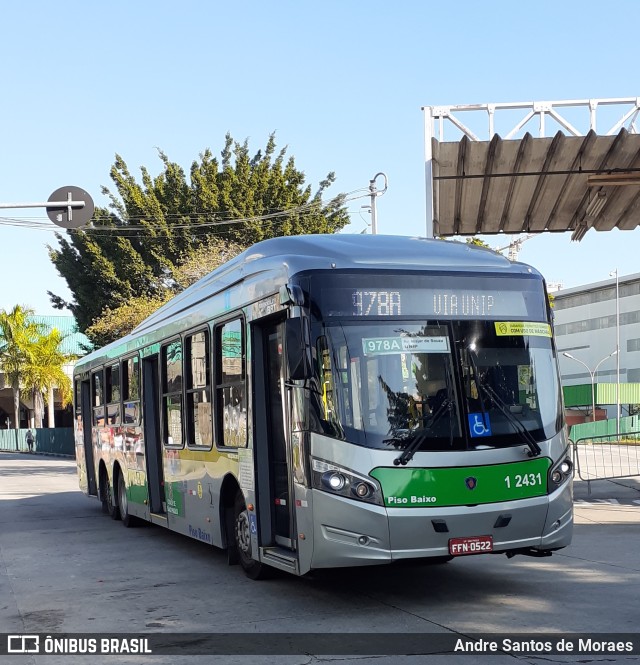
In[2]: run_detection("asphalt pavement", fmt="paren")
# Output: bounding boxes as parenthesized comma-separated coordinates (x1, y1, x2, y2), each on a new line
(1, 451, 639, 665)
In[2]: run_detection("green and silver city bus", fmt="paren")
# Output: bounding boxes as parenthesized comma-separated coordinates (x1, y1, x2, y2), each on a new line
(74, 234, 573, 578)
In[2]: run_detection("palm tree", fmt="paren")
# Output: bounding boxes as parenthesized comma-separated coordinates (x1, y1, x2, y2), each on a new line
(23, 329, 74, 428)
(0, 306, 41, 428)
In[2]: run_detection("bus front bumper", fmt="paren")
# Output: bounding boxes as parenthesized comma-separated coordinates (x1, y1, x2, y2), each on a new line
(309, 481, 573, 569)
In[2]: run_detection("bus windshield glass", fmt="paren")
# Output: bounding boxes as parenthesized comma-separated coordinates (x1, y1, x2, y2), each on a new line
(312, 320, 561, 451)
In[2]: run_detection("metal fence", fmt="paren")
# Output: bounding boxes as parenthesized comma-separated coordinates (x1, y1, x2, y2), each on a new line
(0, 428, 75, 457)
(569, 414, 640, 443)
(570, 417, 640, 489)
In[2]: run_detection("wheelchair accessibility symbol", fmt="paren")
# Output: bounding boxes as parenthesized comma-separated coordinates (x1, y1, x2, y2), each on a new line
(249, 513, 257, 535)
(468, 413, 492, 438)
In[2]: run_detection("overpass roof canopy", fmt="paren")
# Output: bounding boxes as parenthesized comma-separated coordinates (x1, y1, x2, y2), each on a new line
(424, 98, 640, 241)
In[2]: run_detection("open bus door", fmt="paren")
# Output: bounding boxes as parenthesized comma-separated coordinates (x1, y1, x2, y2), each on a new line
(142, 354, 165, 514)
(80, 380, 97, 496)
(253, 316, 297, 556)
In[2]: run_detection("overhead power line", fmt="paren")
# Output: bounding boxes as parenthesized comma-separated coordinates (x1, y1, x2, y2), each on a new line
(0, 187, 372, 236)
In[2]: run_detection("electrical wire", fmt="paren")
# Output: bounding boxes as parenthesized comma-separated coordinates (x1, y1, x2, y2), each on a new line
(0, 187, 371, 237)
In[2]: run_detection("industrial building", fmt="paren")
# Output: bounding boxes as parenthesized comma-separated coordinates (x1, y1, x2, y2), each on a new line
(554, 271, 640, 424)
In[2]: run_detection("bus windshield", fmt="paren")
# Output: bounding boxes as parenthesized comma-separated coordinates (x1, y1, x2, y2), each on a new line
(311, 320, 562, 452)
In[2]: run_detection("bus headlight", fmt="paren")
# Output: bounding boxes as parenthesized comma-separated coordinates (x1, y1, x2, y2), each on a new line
(559, 459, 572, 475)
(354, 482, 371, 498)
(548, 455, 573, 491)
(323, 471, 347, 491)
(312, 458, 383, 506)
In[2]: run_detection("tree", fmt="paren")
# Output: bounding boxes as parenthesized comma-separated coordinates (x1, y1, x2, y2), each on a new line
(22, 329, 73, 428)
(170, 237, 247, 291)
(83, 238, 247, 346)
(49, 133, 350, 332)
(84, 295, 170, 348)
(0, 306, 41, 428)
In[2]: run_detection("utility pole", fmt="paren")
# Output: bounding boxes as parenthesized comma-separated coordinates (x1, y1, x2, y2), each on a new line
(368, 173, 388, 235)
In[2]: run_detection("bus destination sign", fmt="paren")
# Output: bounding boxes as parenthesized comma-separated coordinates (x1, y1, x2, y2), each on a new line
(338, 288, 530, 318)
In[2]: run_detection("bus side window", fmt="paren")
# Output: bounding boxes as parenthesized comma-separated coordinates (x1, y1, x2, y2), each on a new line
(215, 318, 247, 448)
(122, 356, 141, 424)
(186, 330, 212, 448)
(106, 363, 121, 425)
(162, 340, 184, 447)
(92, 370, 105, 427)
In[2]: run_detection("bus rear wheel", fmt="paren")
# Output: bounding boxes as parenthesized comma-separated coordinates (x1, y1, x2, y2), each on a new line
(101, 470, 120, 520)
(233, 492, 270, 580)
(118, 473, 138, 528)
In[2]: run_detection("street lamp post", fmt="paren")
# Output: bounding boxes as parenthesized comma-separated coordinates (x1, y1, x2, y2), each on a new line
(609, 269, 621, 436)
(368, 172, 388, 235)
(563, 351, 619, 422)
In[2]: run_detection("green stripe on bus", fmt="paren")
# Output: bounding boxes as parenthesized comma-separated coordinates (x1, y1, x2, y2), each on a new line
(370, 457, 551, 508)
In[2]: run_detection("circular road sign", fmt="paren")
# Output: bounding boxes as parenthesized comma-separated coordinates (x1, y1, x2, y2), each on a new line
(46, 186, 95, 229)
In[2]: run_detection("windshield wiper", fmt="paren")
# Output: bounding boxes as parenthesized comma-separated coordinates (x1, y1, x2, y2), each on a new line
(387, 429, 428, 466)
(467, 350, 541, 458)
(392, 369, 456, 466)
(443, 358, 455, 452)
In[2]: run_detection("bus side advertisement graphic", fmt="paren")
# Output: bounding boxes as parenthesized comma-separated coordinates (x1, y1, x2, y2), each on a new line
(370, 458, 551, 507)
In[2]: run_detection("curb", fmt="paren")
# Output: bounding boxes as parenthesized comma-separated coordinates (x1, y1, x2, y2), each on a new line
(0, 449, 74, 459)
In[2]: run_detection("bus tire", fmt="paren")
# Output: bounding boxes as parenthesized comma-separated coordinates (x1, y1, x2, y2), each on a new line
(233, 492, 270, 580)
(103, 471, 120, 521)
(118, 472, 138, 528)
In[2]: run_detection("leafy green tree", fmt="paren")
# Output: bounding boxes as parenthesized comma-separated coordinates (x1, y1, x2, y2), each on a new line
(0, 306, 41, 428)
(84, 295, 170, 348)
(170, 237, 247, 291)
(83, 237, 247, 346)
(22, 329, 73, 428)
(49, 133, 349, 332)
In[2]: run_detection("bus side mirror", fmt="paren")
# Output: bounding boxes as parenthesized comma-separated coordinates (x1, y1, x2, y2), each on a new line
(285, 317, 312, 381)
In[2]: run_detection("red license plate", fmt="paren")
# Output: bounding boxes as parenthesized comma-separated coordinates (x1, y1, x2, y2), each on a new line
(448, 535, 493, 556)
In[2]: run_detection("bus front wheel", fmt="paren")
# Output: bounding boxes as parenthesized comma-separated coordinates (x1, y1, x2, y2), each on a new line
(233, 492, 269, 580)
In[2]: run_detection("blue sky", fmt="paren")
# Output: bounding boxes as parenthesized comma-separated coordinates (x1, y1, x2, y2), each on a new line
(2, 0, 639, 316)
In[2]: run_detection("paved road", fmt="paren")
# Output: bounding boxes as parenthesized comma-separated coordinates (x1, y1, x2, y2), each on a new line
(1, 452, 639, 664)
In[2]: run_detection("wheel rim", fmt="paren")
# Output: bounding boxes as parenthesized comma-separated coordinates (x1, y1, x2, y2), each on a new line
(119, 476, 128, 517)
(235, 510, 251, 556)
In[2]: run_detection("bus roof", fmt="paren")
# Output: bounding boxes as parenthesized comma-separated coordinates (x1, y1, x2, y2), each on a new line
(215, 233, 519, 274)
(76, 235, 541, 370)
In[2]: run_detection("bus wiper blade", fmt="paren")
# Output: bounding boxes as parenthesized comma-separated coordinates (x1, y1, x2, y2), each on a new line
(477, 378, 541, 457)
(443, 358, 455, 451)
(392, 397, 453, 466)
(467, 349, 541, 457)
(427, 396, 453, 428)
(393, 430, 428, 466)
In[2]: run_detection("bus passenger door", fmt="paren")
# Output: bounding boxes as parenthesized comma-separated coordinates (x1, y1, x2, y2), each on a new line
(80, 380, 97, 496)
(254, 317, 295, 551)
(142, 355, 165, 514)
